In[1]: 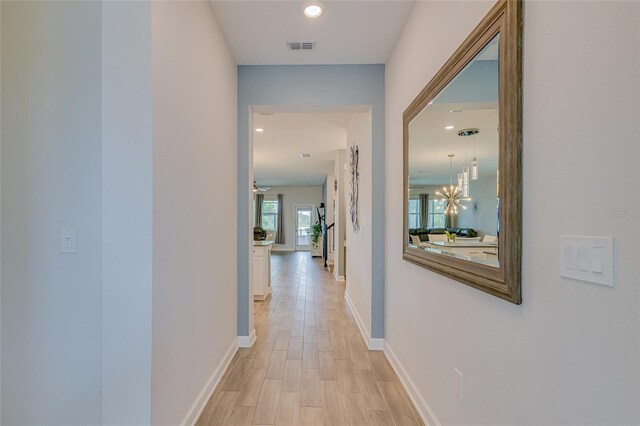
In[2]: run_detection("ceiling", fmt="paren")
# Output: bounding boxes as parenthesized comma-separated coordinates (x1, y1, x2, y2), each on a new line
(408, 104, 499, 186)
(253, 112, 354, 186)
(409, 36, 499, 187)
(209, 1, 414, 65)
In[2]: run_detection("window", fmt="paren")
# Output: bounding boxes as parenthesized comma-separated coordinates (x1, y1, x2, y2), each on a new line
(261, 200, 278, 231)
(254, 199, 278, 232)
(408, 197, 447, 229)
(408, 198, 420, 229)
(428, 199, 446, 228)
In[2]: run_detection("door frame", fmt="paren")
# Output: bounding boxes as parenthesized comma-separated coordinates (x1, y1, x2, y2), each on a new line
(294, 204, 314, 251)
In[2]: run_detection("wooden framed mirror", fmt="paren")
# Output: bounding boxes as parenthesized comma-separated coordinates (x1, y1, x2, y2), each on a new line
(403, 0, 523, 304)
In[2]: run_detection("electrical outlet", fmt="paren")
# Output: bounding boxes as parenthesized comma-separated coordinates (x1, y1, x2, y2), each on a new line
(454, 368, 463, 401)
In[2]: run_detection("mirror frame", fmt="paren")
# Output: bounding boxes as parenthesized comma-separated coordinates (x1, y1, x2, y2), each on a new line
(402, 0, 523, 304)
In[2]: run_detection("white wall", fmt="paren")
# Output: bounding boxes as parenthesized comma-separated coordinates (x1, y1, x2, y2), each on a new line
(345, 113, 373, 342)
(333, 149, 347, 278)
(456, 172, 498, 237)
(151, 2, 238, 424)
(385, 1, 640, 424)
(260, 186, 322, 251)
(1, 2, 102, 424)
(102, 2, 154, 423)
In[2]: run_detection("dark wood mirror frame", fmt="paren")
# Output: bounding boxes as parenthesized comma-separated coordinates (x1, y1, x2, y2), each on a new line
(402, 0, 523, 304)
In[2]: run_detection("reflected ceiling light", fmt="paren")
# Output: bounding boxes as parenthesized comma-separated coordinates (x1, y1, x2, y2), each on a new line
(445, 125, 454, 130)
(303, 0, 324, 18)
(255, 128, 264, 132)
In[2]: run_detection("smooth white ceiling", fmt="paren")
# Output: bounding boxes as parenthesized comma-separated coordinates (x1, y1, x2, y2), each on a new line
(253, 112, 354, 186)
(408, 103, 499, 186)
(209, 1, 414, 65)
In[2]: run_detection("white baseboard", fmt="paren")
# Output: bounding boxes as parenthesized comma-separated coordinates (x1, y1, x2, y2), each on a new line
(384, 342, 440, 426)
(369, 338, 385, 351)
(334, 272, 345, 282)
(344, 292, 382, 351)
(237, 329, 257, 348)
(182, 339, 238, 426)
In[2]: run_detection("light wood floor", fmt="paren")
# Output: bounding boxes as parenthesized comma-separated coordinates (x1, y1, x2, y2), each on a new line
(197, 252, 423, 426)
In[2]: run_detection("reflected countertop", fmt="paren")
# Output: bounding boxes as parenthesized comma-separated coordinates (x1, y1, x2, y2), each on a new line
(253, 240, 274, 247)
(427, 241, 497, 248)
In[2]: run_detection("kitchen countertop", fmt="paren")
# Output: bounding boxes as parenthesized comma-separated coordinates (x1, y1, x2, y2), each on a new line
(253, 241, 274, 247)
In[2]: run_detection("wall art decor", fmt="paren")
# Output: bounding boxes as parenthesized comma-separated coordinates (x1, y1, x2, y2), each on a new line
(349, 144, 360, 231)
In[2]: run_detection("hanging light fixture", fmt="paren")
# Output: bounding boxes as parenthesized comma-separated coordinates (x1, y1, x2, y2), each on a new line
(458, 128, 480, 181)
(436, 154, 467, 216)
(457, 172, 463, 188)
(471, 130, 479, 180)
(462, 166, 470, 198)
(471, 158, 479, 180)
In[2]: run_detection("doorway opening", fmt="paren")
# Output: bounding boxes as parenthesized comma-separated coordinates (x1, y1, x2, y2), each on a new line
(245, 105, 373, 348)
(295, 205, 313, 251)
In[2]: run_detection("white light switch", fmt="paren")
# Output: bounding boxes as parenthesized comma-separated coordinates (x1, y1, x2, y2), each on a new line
(591, 247, 604, 273)
(563, 244, 576, 270)
(560, 236, 613, 287)
(60, 228, 77, 254)
(577, 246, 589, 271)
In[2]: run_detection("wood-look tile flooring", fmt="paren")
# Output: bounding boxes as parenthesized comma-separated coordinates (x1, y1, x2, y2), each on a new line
(197, 252, 423, 426)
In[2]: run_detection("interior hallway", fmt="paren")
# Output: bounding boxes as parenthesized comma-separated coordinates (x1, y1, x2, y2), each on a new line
(197, 252, 423, 425)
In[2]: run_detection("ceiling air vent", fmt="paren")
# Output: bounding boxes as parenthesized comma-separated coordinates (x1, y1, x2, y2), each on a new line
(287, 41, 316, 51)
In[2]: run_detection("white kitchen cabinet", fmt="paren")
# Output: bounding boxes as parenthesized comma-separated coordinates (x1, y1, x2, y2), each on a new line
(253, 241, 273, 300)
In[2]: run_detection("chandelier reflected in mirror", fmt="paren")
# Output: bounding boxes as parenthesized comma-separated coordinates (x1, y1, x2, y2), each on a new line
(435, 154, 468, 215)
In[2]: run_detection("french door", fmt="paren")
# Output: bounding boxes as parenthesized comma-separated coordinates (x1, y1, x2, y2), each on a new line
(295, 206, 312, 251)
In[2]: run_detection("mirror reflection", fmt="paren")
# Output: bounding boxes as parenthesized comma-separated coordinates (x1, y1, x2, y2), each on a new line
(408, 34, 500, 267)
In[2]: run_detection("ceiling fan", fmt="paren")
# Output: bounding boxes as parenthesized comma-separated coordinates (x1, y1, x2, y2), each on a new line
(253, 181, 270, 192)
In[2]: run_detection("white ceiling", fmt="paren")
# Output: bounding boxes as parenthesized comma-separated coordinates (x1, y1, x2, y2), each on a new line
(209, 1, 414, 65)
(253, 112, 355, 186)
(408, 103, 499, 186)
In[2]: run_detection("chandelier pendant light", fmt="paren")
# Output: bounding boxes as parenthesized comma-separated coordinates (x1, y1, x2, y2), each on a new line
(471, 158, 479, 180)
(458, 128, 480, 182)
(436, 154, 467, 216)
(471, 135, 479, 180)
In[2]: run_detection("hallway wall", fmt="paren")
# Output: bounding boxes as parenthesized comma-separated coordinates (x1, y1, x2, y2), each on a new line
(385, 1, 640, 424)
(151, 2, 238, 424)
(345, 112, 374, 344)
(333, 149, 347, 279)
(237, 65, 386, 340)
(102, 2, 154, 423)
(1, 2, 102, 424)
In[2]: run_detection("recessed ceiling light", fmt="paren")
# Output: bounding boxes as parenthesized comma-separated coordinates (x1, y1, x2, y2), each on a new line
(303, 0, 324, 18)
(255, 128, 264, 132)
(300, 153, 312, 158)
(445, 125, 455, 130)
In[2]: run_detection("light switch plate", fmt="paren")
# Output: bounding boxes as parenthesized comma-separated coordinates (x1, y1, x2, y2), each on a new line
(60, 227, 77, 254)
(560, 235, 613, 287)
